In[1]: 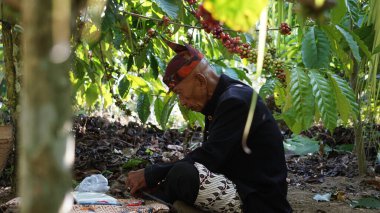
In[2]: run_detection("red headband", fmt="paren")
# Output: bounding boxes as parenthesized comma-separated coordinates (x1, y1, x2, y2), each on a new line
(162, 38, 204, 90)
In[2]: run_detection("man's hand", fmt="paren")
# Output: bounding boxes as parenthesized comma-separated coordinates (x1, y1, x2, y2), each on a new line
(125, 169, 147, 196)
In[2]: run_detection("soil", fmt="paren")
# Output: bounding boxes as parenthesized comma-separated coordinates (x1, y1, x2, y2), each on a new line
(288, 176, 380, 213)
(1, 115, 379, 212)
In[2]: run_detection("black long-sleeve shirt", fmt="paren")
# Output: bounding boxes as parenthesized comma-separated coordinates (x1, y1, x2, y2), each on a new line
(145, 74, 292, 212)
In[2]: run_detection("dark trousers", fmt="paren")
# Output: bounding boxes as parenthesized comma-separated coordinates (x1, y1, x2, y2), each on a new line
(152, 162, 200, 205)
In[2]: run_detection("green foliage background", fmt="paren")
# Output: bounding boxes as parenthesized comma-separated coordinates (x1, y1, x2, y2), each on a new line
(1, 0, 379, 134)
(69, 0, 378, 133)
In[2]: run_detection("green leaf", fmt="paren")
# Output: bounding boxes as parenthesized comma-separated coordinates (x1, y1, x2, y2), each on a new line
(302, 27, 330, 69)
(85, 84, 99, 107)
(150, 53, 159, 79)
(321, 25, 351, 71)
(126, 55, 133, 71)
(374, 44, 380, 55)
(173, 3, 185, 33)
(122, 158, 148, 170)
(135, 48, 148, 69)
(101, 3, 116, 32)
(154, 97, 164, 129)
(0, 71, 4, 84)
(102, 85, 113, 108)
(282, 72, 293, 112)
(179, 105, 205, 128)
(354, 25, 375, 54)
(336, 25, 361, 62)
(137, 92, 151, 124)
(232, 68, 252, 84)
(289, 68, 315, 133)
(74, 58, 87, 79)
(274, 83, 287, 108)
(118, 76, 130, 98)
(88, 60, 101, 82)
(350, 197, 380, 209)
(327, 72, 359, 122)
(350, 29, 372, 59)
(345, 0, 360, 26)
(331, 0, 347, 24)
(223, 68, 239, 80)
(71, 77, 85, 99)
(153, 0, 180, 19)
(282, 107, 303, 134)
(113, 28, 123, 50)
(259, 78, 278, 100)
(149, 78, 167, 95)
(284, 135, 322, 156)
(203, 0, 268, 32)
(155, 94, 176, 130)
(335, 144, 354, 152)
(126, 74, 151, 93)
(161, 94, 176, 129)
(309, 70, 338, 132)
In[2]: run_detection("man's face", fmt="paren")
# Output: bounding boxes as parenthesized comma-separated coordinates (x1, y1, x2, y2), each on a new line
(172, 73, 208, 112)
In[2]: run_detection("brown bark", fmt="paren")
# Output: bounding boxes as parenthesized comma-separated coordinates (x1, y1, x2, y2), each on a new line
(19, 0, 73, 212)
(2, 21, 17, 118)
(3, 0, 21, 11)
(2, 17, 19, 193)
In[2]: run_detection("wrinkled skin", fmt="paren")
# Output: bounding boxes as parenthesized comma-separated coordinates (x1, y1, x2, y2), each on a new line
(125, 169, 147, 196)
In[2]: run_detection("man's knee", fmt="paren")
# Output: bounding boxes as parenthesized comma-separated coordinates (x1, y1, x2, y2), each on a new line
(165, 162, 199, 204)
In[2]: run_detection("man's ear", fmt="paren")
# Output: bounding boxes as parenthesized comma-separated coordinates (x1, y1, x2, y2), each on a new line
(194, 73, 207, 88)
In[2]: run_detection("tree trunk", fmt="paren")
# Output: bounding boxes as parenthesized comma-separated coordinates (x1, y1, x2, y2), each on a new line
(2, 18, 18, 194)
(2, 21, 17, 116)
(19, 0, 73, 212)
(349, 46, 367, 175)
(354, 120, 367, 175)
(352, 79, 367, 175)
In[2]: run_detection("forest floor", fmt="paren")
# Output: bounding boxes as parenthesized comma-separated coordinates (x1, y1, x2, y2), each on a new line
(1, 115, 379, 212)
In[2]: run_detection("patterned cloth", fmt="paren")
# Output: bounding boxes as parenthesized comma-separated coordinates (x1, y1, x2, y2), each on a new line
(71, 199, 169, 213)
(1, 197, 169, 213)
(193, 163, 242, 213)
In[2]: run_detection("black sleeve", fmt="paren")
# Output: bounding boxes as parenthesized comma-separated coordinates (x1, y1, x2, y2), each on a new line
(144, 162, 175, 188)
(187, 97, 249, 172)
(144, 158, 194, 188)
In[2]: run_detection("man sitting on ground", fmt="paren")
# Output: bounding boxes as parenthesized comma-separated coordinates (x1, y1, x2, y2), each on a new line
(126, 41, 292, 213)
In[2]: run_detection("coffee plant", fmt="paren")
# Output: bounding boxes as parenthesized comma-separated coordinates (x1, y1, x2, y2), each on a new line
(59, 0, 380, 138)
(1, 0, 379, 151)
(0, 2, 378, 209)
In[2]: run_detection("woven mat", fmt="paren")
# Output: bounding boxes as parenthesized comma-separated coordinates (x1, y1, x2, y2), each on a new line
(1, 197, 169, 213)
(71, 199, 170, 213)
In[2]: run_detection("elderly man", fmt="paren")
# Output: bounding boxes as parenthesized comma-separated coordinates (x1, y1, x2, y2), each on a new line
(126, 41, 292, 213)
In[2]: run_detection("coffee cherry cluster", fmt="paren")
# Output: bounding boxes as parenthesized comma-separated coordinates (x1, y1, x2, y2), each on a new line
(263, 52, 273, 70)
(147, 28, 157, 37)
(162, 16, 170, 26)
(157, 16, 173, 36)
(276, 70, 286, 83)
(273, 59, 285, 70)
(130, 29, 156, 57)
(191, 4, 259, 63)
(268, 47, 277, 57)
(185, 0, 197, 5)
(273, 59, 286, 83)
(279, 23, 291, 35)
(184, 0, 286, 72)
(111, 89, 132, 116)
(266, 35, 274, 43)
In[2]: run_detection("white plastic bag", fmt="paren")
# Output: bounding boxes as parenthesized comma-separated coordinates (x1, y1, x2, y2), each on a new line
(75, 174, 110, 193)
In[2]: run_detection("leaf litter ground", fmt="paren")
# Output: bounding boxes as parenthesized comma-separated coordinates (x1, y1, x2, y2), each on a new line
(1, 115, 379, 212)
